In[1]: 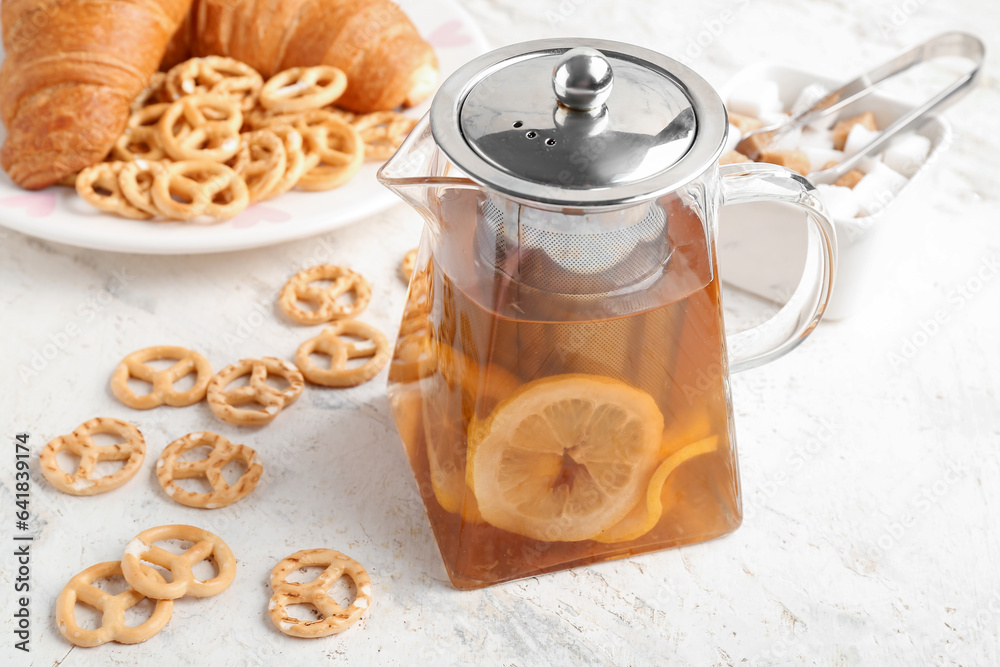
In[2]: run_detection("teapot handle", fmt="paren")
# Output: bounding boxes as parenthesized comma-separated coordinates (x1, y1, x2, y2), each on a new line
(719, 163, 838, 373)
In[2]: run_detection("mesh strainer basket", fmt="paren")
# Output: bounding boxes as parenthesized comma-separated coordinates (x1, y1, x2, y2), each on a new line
(475, 195, 670, 295)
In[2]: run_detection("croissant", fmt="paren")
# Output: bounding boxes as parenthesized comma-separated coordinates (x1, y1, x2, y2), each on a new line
(189, 0, 438, 113)
(0, 0, 193, 189)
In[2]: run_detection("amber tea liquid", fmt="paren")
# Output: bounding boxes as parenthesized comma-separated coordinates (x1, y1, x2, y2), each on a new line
(388, 194, 742, 589)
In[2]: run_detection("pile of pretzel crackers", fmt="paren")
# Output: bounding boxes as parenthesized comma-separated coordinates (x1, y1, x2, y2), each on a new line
(71, 56, 418, 222)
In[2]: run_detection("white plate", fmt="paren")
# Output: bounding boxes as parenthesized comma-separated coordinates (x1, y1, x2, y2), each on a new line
(0, 0, 488, 254)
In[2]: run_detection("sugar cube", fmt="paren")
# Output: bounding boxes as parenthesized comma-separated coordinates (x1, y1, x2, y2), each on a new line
(728, 112, 763, 135)
(857, 155, 882, 172)
(843, 124, 881, 156)
(792, 83, 829, 115)
(798, 128, 836, 150)
(759, 111, 790, 127)
(801, 146, 844, 173)
(852, 162, 909, 216)
(834, 169, 865, 189)
(719, 150, 752, 166)
(768, 126, 803, 152)
(728, 80, 783, 118)
(881, 133, 931, 177)
(724, 124, 742, 153)
(793, 83, 837, 131)
(815, 184, 861, 220)
(739, 131, 770, 158)
(832, 112, 877, 150)
(758, 149, 810, 176)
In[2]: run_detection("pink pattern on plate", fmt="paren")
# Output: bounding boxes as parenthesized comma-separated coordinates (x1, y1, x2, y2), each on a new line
(427, 20, 473, 48)
(230, 205, 293, 229)
(0, 192, 57, 218)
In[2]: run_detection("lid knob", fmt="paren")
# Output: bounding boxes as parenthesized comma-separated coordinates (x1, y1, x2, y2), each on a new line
(552, 47, 614, 111)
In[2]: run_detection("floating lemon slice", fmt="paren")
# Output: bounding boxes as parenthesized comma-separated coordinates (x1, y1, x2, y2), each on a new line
(594, 435, 719, 543)
(389, 386, 424, 460)
(467, 374, 664, 542)
(424, 349, 519, 521)
(424, 400, 471, 515)
(660, 410, 715, 459)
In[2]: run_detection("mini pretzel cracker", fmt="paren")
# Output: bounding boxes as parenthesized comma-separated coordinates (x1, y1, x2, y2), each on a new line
(280, 108, 341, 135)
(399, 248, 417, 283)
(278, 264, 372, 325)
(151, 160, 249, 220)
(56, 561, 173, 647)
(40, 418, 145, 496)
(121, 524, 237, 600)
(388, 264, 436, 383)
(110, 345, 213, 409)
(207, 357, 304, 425)
(326, 107, 357, 123)
(130, 71, 168, 113)
(77, 58, 394, 224)
(165, 56, 264, 111)
(243, 107, 301, 132)
(157, 432, 263, 508)
(268, 549, 372, 638)
(267, 126, 314, 198)
(260, 66, 348, 112)
(228, 129, 287, 203)
(297, 114, 364, 190)
(294, 321, 391, 387)
(158, 94, 243, 162)
(351, 111, 418, 161)
(76, 162, 153, 220)
(56, 171, 79, 187)
(118, 160, 168, 217)
(113, 103, 171, 162)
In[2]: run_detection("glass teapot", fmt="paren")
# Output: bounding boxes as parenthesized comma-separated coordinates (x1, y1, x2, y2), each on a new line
(378, 39, 837, 589)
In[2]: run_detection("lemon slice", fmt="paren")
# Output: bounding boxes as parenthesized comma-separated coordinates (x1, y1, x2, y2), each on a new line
(594, 436, 718, 543)
(660, 410, 715, 459)
(467, 374, 664, 542)
(389, 386, 424, 460)
(424, 350, 519, 520)
(425, 403, 471, 514)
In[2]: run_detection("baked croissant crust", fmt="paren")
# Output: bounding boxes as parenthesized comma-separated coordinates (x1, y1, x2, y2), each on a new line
(189, 0, 439, 113)
(0, 0, 193, 189)
(0, 0, 437, 189)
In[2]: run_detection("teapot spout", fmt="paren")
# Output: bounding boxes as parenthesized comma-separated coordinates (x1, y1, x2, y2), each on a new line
(377, 114, 481, 221)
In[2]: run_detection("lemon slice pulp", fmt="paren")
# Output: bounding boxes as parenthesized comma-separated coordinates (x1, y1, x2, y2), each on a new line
(595, 435, 718, 543)
(424, 349, 519, 521)
(468, 374, 664, 542)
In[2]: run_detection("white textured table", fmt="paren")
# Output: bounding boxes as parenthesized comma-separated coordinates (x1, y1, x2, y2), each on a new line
(3, 1, 1000, 665)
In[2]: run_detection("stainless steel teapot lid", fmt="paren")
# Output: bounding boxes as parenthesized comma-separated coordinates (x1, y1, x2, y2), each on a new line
(430, 38, 728, 210)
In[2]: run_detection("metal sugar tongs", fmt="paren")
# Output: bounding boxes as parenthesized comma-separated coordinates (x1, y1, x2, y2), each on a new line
(736, 32, 985, 185)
